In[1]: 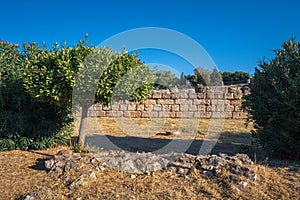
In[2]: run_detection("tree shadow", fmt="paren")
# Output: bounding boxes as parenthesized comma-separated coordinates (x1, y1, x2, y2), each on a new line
(85, 131, 258, 158)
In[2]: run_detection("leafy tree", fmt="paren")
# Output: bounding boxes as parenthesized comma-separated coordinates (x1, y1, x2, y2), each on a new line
(210, 67, 223, 86)
(153, 70, 180, 89)
(243, 38, 300, 159)
(74, 49, 155, 145)
(185, 67, 211, 86)
(222, 71, 250, 85)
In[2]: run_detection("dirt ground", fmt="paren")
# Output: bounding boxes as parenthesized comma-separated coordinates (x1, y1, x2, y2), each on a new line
(0, 118, 299, 199)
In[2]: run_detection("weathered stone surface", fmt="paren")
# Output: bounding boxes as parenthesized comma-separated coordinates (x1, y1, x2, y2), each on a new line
(86, 86, 249, 119)
(44, 150, 256, 189)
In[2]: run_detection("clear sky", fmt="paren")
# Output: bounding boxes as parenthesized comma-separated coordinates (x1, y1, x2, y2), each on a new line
(1, 0, 300, 75)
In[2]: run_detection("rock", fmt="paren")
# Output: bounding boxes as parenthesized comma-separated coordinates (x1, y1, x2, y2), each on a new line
(89, 172, 97, 180)
(120, 159, 137, 173)
(165, 130, 180, 135)
(24, 195, 34, 200)
(203, 170, 214, 177)
(61, 175, 69, 181)
(57, 149, 73, 156)
(130, 174, 137, 179)
(44, 159, 54, 170)
(44, 150, 257, 186)
(238, 181, 248, 188)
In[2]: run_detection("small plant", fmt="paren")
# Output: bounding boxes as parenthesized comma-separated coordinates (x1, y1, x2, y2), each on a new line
(72, 143, 90, 154)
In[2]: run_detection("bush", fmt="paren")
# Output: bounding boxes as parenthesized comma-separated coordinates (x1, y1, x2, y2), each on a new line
(0, 42, 71, 150)
(243, 38, 300, 159)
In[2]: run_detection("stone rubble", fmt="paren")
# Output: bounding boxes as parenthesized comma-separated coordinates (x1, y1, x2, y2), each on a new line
(44, 149, 257, 189)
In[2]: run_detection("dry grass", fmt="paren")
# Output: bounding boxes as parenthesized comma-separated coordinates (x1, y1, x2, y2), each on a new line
(0, 118, 299, 200)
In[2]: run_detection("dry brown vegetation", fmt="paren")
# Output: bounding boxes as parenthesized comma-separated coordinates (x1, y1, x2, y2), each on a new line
(0, 118, 299, 200)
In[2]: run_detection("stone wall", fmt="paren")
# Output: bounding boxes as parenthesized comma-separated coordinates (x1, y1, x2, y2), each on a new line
(87, 86, 250, 119)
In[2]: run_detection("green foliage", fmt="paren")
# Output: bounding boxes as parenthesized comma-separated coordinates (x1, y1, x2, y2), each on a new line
(185, 67, 211, 86)
(95, 51, 154, 106)
(0, 42, 71, 151)
(243, 38, 300, 159)
(210, 67, 223, 86)
(222, 71, 250, 85)
(23, 40, 92, 109)
(153, 70, 180, 89)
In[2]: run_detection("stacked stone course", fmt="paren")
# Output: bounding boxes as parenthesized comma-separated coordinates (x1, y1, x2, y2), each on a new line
(88, 86, 249, 119)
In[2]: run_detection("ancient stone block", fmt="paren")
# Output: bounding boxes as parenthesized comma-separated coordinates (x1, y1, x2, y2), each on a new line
(158, 111, 167, 118)
(150, 111, 159, 118)
(136, 104, 144, 111)
(102, 106, 111, 111)
(197, 92, 206, 99)
(232, 112, 248, 119)
(128, 104, 137, 111)
(189, 105, 198, 111)
(153, 104, 162, 111)
(141, 111, 150, 118)
(152, 91, 162, 99)
(171, 104, 180, 111)
(181, 112, 194, 118)
(130, 111, 142, 118)
(175, 99, 193, 105)
(180, 104, 189, 111)
(162, 104, 171, 111)
(162, 91, 171, 99)
(112, 110, 123, 117)
(193, 99, 206, 105)
(119, 104, 128, 111)
(144, 104, 153, 111)
(198, 105, 206, 112)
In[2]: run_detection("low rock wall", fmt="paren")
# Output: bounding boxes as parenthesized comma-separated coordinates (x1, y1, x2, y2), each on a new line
(87, 86, 250, 119)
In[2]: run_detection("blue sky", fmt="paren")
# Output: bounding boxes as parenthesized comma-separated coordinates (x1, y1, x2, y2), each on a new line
(1, 0, 300, 76)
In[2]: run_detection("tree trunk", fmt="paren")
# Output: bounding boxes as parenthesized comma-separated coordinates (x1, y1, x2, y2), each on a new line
(78, 105, 89, 146)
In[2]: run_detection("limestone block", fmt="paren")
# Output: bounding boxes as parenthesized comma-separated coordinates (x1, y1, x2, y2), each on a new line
(153, 104, 162, 111)
(162, 104, 171, 112)
(106, 111, 113, 117)
(144, 104, 154, 111)
(158, 99, 174, 105)
(136, 104, 144, 111)
(178, 91, 189, 99)
(180, 104, 189, 111)
(150, 111, 159, 118)
(130, 111, 142, 118)
(232, 112, 248, 119)
(119, 104, 128, 111)
(112, 110, 123, 117)
(175, 99, 193, 105)
(198, 105, 206, 112)
(162, 91, 171, 99)
(168, 112, 176, 118)
(197, 92, 206, 99)
(143, 99, 157, 105)
(158, 111, 167, 118)
(193, 99, 206, 105)
(171, 104, 180, 111)
(128, 104, 137, 111)
(188, 105, 198, 111)
(152, 91, 162, 99)
(181, 112, 194, 118)
(194, 112, 212, 119)
(102, 106, 111, 111)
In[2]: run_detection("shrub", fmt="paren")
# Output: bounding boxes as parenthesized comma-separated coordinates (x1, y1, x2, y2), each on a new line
(0, 42, 71, 150)
(243, 38, 300, 159)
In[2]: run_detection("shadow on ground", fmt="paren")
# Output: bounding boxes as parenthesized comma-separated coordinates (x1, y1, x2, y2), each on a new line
(85, 131, 264, 160)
